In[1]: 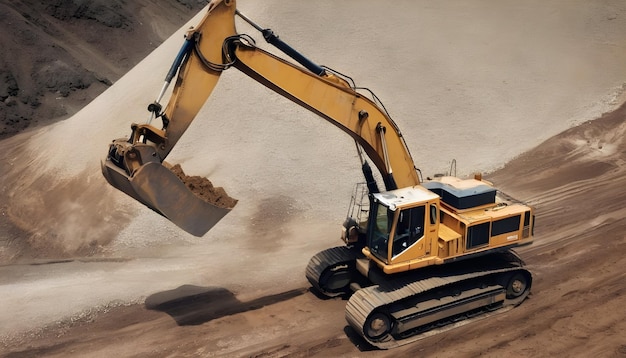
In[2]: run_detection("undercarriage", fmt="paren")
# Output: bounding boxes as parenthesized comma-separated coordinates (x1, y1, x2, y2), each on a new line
(306, 247, 531, 349)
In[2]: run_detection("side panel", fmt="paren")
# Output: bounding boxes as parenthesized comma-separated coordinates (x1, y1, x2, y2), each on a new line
(489, 214, 523, 246)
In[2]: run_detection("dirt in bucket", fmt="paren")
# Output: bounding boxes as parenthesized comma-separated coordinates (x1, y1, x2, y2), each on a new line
(168, 164, 238, 209)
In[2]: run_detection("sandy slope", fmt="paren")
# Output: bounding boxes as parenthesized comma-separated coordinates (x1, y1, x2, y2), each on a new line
(1, 0, 626, 356)
(0, 0, 203, 138)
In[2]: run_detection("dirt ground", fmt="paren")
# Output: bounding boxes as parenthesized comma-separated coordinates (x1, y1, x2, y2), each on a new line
(1, 1, 626, 357)
(1, 102, 625, 358)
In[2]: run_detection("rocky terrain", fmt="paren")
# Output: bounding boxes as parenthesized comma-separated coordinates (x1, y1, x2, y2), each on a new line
(0, 0, 206, 138)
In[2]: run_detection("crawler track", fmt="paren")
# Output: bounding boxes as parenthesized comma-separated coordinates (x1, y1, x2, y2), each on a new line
(306, 247, 532, 349)
(345, 259, 531, 349)
(306, 246, 358, 297)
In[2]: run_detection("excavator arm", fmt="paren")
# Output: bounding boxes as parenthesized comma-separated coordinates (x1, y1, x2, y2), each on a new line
(102, 0, 420, 236)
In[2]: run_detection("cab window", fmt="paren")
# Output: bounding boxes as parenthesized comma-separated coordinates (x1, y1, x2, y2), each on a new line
(367, 201, 393, 262)
(392, 205, 425, 257)
(430, 204, 438, 225)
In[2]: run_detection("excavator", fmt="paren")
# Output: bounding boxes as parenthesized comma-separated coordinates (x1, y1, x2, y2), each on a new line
(102, 0, 534, 349)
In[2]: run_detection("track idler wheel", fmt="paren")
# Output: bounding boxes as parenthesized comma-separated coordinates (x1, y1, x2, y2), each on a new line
(319, 262, 354, 295)
(364, 311, 393, 341)
(506, 272, 530, 299)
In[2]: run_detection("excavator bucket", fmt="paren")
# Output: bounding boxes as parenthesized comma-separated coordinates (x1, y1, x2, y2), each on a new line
(101, 158, 232, 237)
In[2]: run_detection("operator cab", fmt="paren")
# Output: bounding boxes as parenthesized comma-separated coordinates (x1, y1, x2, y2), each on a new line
(367, 186, 440, 264)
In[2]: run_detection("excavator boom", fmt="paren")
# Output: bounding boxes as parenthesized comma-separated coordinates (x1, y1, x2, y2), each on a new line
(102, 0, 419, 236)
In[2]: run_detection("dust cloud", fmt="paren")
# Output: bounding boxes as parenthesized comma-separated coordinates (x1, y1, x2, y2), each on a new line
(0, 135, 134, 262)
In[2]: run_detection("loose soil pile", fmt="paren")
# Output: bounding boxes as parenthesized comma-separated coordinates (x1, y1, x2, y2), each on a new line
(169, 163, 238, 209)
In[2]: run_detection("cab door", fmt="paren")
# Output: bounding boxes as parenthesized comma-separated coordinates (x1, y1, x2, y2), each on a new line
(390, 205, 426, 261)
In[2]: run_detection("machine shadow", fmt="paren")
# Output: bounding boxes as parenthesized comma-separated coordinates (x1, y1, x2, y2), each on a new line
(343, 326, 378, 351)
(145, 285, 306, 326)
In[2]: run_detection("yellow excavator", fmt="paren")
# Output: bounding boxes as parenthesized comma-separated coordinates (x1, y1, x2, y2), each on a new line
(102, 0, 534, 348)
